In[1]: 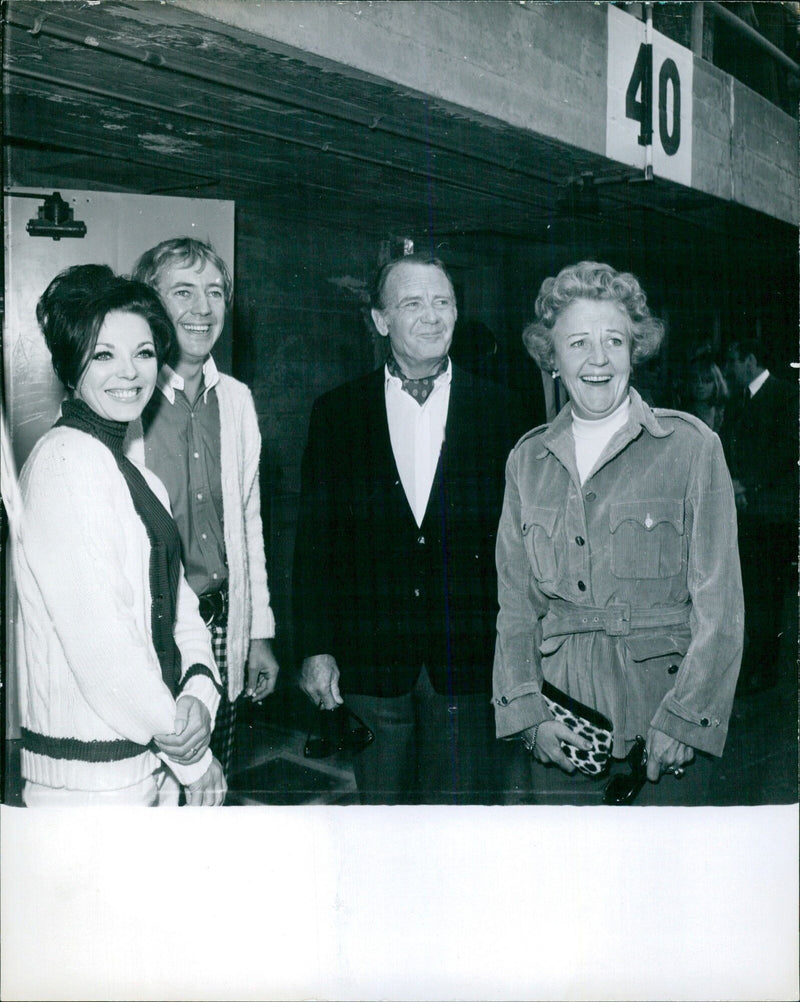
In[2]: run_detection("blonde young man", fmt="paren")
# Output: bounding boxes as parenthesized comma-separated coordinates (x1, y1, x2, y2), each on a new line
(128, 238, 279, 778)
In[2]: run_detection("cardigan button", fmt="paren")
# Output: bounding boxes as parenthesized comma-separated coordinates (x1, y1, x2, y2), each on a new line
(585, 491, 596, 502)
(700, 717, 710, 727)
(577, 580, 586, 591)
(667, 664, 679, 675)
(499, 696, 508, 706)
(575, 536, 585, 546)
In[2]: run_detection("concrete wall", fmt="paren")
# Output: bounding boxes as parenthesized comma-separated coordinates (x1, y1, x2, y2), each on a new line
(176, 0, 797, 226)
(693, 59, 797, 222)
(177, 0, 608, 156)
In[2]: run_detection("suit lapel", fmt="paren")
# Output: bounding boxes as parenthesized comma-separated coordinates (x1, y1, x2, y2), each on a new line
(420, 365, 474, 527)
(365, 367, 397, 477)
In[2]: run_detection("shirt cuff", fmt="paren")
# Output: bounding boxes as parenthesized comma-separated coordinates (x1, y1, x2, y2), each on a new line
(159, 747, 213, 787)
(251, 605, 276, 640)
(178, 673, 222, 729)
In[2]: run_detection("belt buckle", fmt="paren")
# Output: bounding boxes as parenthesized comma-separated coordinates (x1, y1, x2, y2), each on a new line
(605, 603, 631, 637)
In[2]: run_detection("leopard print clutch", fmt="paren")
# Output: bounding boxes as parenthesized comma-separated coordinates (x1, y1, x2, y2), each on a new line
(541, 679, 614, 776)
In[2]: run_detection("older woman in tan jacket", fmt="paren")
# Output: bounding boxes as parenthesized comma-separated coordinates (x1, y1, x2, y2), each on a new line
(493, 262, 743, 805)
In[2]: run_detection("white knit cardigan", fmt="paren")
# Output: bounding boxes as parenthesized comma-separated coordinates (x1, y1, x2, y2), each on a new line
(14, 427, 221, 793)
(127, 368, 275, 701)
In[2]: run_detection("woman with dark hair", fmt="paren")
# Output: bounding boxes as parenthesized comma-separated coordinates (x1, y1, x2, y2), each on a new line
(493, 262, 743, 805)
(13, 265, 225, 805)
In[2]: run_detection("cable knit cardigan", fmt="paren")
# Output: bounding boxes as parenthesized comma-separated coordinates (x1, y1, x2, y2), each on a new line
(127, 369, 275, 702)
(14, 426, 221, 794)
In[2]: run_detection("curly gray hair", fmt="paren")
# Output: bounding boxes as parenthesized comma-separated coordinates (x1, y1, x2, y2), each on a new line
(523, 261, 664, 372)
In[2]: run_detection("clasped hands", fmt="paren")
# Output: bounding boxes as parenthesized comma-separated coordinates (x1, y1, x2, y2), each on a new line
(154, 694, 211, 765)
(527, 719, 694, 781)
(154, 695, 226, 806)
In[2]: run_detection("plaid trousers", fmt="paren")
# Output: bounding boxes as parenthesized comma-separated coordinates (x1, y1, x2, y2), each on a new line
(208, 620, 237, 777)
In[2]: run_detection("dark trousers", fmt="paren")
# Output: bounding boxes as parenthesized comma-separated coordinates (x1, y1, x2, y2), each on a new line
(738, 517, 797, 685)
(347, 667, 498, 805)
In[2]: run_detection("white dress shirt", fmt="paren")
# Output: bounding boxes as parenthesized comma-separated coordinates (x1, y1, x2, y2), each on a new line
(748, 368, 769, 398)
(385, 360, 452, 527)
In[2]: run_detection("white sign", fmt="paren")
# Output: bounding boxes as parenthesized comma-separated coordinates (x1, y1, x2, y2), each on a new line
(606, 5, 693, 186)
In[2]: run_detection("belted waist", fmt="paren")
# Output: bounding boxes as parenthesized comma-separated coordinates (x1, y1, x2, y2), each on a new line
(199, 584, 228, 627)
(542, 602, 691, 639)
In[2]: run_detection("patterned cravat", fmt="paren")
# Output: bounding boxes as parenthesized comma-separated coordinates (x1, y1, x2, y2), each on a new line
(386, 353, 448, 405)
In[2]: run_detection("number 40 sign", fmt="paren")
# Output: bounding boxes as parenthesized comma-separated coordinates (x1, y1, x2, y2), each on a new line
(606, 5, 693, 186)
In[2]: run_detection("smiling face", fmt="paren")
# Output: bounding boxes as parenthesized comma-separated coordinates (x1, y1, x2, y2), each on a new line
(156, 259, 226, 368)
(371, 262, 457, 378)
(75, 311, 158, 422)
(551, 298, 632, 421)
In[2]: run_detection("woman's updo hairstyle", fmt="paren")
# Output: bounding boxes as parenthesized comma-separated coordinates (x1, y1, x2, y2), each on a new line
(522, 261, 665, 372)
(36, 265, 174, 390)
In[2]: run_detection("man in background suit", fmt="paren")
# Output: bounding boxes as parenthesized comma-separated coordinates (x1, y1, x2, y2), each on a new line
(293, 254, 528, 803)
(724, 339, 798, 694)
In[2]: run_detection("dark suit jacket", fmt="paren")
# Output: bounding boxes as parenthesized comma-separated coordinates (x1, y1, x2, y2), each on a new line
(293, 364, 528, 697)
(723, 373, 798, 525)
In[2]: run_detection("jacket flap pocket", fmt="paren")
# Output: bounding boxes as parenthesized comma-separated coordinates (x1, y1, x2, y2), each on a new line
(540, 634, 568, 657)
(625, 633, 690, 662)
(610, 499, 685, 534)
(521, 505, 558, 538)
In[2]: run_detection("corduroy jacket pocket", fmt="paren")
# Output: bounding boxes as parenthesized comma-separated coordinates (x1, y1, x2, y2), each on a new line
(609, 499, 684, 579)
(623, 631, 691, 738)
(521, 505, 560, 584)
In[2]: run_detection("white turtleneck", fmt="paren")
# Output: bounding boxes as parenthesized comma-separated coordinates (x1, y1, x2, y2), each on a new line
(572, 397, 631, 485)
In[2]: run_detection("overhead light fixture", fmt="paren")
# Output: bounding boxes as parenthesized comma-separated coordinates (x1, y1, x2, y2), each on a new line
(26, 192, 86, 240)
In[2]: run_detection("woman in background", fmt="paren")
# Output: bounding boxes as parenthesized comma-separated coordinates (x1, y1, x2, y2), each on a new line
(493, 262, 743, 805)
(683, 349, 729, 433)
(13, 265, 225, 805)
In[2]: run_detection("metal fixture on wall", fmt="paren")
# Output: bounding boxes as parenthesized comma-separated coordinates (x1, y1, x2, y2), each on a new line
(24, 191, 87, 240)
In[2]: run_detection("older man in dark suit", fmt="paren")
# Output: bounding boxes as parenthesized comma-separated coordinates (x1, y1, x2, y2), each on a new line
(724, 339, 798, 694)
(293, 254, 528, 803)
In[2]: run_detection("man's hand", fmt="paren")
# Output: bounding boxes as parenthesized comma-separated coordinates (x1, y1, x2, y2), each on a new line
(154, 695, 211, 765)
(300, 654, 343, 710)
(645, 727, 695, 782)
(185, 756, 227, 806)
(245, 639, 280, 703)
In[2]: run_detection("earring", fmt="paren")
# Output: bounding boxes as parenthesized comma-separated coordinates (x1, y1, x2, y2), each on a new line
(551, 369, 560, 380)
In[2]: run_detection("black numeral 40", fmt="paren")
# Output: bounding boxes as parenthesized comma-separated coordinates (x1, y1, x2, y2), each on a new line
(625, 43, 681, 156)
